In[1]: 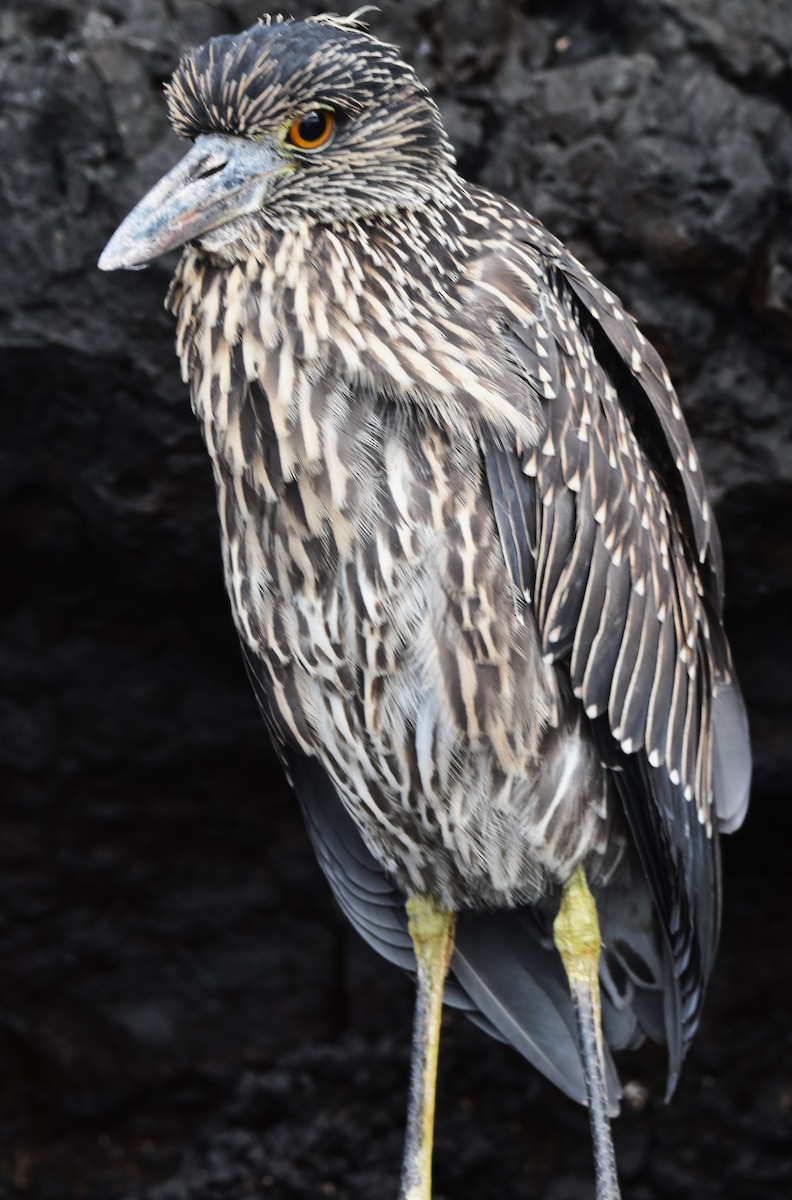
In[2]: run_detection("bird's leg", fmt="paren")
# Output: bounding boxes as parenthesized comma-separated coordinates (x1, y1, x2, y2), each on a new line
(400, 896, 456, 1200)
(554, 866, 621, 1200)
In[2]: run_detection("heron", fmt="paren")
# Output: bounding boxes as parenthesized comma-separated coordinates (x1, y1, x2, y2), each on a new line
(99, 13, 751, 1199)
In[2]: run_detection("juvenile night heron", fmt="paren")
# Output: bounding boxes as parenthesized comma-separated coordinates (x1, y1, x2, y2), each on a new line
(100, 12, 751, 1199)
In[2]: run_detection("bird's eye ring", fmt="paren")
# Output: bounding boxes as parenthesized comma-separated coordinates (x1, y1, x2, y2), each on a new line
(287, 109, 335, 151)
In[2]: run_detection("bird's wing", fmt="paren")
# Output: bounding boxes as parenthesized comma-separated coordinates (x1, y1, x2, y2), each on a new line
(240, 642, 498, 1017)
(453, 908, 621, 1111)
(240, 641, 413, 969)
(468, 214, 750, 1086)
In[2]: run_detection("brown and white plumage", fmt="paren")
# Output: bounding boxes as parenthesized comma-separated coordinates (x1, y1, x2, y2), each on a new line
(99, 9, 751, 1191)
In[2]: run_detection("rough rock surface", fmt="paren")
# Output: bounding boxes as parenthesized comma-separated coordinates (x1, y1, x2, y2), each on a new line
(1, 1, 790, 1197)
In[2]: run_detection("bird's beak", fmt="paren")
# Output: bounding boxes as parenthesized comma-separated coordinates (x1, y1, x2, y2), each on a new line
(98, 134, 287, 271)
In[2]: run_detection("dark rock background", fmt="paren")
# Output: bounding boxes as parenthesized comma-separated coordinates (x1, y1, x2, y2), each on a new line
(1, 0, 791, 1196)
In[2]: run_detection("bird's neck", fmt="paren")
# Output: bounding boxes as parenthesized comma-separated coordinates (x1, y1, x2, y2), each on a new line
(167, 190, 538, 502)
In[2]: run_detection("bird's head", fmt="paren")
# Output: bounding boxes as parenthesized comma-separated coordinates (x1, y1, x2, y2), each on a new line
(99, 12, 458, 270)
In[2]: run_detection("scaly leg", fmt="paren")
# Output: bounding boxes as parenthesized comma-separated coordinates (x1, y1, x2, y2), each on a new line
(400, 896, 456, 1200)
(553, 866, 621, 1200)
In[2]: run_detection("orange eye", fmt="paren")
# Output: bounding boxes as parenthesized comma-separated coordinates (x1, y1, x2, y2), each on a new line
(287, 109, 335, 151)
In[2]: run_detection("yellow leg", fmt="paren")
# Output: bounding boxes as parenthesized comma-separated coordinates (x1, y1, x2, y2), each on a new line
(400, 896, 456, 1200)
(554, 866, 621, 1200)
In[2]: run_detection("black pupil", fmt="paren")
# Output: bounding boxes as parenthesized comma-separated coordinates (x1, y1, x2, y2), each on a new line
(298, 111, 328, 143)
